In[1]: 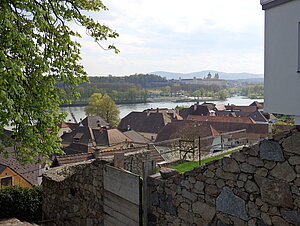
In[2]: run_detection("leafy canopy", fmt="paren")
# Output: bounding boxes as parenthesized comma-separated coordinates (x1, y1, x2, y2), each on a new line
(85, 93, 120, 128)
(0, 0, 118, 163)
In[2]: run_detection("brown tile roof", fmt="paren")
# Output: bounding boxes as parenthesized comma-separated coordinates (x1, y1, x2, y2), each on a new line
(52, 153, 94, 167)
(215, 111, 268, 123)
(61, 126, 96, 146)
(143, 108, 184, 121)
(80, 116, 109, 128)
(107, 129, 132, 145)
(179, 104, 210, 119)
(225, 105, 258, 112)
(187, 115, 256, 124)
(155, 120, 218, 143)
(62, 127, 132, 155)
(53, 146, 164, 166)
(118, 112, 172, 133)
(123, 130, 150, 144)
(249, 101, 264, 109)
(62, 143, 90, 155)
(58, 122, 79, 131)
(0, 163, 7, 174)
(201, 102, 216, 111)
(197, 121, 269, 135)
(231, 132, 267, 141)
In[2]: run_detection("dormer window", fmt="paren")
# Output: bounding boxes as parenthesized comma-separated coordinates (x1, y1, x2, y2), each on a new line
(73, 133, 83, 142)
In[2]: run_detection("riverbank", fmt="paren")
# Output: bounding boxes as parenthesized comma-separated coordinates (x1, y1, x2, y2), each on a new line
(60, 100, 148, 107)
(61, 96, 264, 122)
(61, 96, 224, 107)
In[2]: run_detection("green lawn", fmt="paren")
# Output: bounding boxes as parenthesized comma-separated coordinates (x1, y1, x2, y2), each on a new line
(170, 149, 240, 173)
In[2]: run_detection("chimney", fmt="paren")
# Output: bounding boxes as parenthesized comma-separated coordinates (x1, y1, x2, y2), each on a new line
(173, 112, 176, 119)
(194, 104, 197, 111)
(147, 111, 150, 117)
(156, 108, 159, 113)
(93, 149, 101, 158)
(127, 124, 131, 131)
(88, 140, 94, 153)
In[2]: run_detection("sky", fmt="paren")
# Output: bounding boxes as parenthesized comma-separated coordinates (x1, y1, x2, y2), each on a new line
(75, 0, 265, 76)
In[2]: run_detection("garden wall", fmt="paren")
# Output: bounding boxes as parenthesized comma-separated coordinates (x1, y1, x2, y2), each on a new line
(42, 149, 150, 226)
(123, 149, 150, 175)
(148, 128, 300, 225)
(42, 159, 106, 226)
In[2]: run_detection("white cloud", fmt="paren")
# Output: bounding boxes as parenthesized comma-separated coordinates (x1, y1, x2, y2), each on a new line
(102, 0, 263, 33)
(75, 0, 265, 75)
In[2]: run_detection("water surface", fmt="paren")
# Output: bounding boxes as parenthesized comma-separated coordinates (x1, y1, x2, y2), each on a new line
(61, 96, 264, 122)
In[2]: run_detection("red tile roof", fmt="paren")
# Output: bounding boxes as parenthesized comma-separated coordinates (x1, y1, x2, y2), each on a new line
(187, 115, 256, 124)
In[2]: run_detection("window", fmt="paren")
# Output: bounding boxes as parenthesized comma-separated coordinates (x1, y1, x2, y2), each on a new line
(1, 177, 12, 187)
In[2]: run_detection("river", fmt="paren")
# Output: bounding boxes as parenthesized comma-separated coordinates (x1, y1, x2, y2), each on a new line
(61, 96, 264, 123)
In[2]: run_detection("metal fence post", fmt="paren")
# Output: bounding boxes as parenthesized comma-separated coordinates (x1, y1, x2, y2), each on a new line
(198, 136, 201, 165)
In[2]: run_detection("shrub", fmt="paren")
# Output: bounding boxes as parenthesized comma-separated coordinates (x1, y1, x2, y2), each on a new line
(0, 186, 42, 223)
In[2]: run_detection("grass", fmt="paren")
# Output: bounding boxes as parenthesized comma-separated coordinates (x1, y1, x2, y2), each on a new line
(170, 148, 240, 173)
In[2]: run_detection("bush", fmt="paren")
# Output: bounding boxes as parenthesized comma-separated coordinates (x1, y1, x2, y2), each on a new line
(0, 186, 42, 223)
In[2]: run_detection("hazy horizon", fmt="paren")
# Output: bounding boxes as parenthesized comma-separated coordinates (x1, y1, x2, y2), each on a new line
(73, 0, 264, 76)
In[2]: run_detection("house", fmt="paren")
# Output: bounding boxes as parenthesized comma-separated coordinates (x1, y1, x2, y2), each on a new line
(224, 105, 258, 112)
(57, 116, 109, 137)
(249, 101, 264, 110)
(187, 115, 256, 124)
(118, 111, 173, 141)
(0, 147, 49, 186)
(143, 108, 183, 120)
(0, 163, 32, 188)
(215, 110, 269, 124)
(179, 104, 210, 119)
(61, 125, 133, 155)
(261, 0, 300, 124)
(57, 122, 79, 137)
(123, 130, 150, 144)
(80, 116, 110, 129)
(155, 120, 221, 152)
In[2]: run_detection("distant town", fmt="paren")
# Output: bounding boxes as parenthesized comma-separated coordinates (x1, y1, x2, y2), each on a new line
(60, 72, 264, 107)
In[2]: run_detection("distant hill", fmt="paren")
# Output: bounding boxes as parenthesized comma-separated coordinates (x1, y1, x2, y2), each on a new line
(151, 70, 264, 80)
(236, 78, 264, 84)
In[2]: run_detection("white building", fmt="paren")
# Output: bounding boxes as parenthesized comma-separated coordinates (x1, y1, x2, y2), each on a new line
(261, 0, 300, 124)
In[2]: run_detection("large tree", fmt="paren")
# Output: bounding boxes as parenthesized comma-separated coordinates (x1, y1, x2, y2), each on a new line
(85, 93, 120, 128)
(0, 1, 118, 162)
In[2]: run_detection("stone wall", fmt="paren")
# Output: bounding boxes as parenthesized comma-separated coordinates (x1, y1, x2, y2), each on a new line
(123, 149, 150, 176)
(42, 149, 149, 226)
(42, 159, 107, 226)
(148, 128, 300, 225)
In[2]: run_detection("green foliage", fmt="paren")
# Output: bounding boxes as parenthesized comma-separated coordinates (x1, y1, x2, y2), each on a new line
(216, 89, 228, 100)
(0, 1, 118, 162)
(271, 114, 294, 134)
(0, 186, 42, 223)
(240, 84, 264, 98)
(170, 149, 240, 173)
(85, 93, 120, 127)
(274, 114, 295, 124)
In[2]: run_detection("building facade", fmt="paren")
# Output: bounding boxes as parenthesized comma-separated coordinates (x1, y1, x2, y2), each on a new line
(261, 0, 300, 124)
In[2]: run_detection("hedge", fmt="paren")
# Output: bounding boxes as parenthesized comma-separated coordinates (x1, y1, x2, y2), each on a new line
(0, 186, 42, 223)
